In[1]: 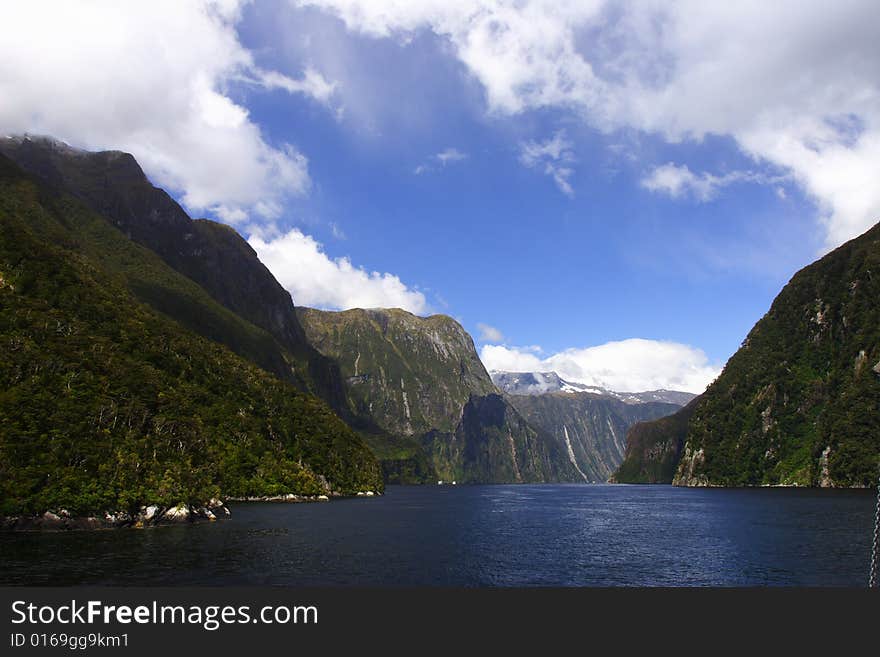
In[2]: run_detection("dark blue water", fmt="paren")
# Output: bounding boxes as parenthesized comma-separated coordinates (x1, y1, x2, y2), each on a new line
(1, 485, 875, 586)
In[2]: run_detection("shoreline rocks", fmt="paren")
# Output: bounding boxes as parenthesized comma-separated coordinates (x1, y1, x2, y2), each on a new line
(225, 490, 382, 502)
(1, 498, 231, 531)
(1, 490, 385, 531)
(225, 493, 331, 503)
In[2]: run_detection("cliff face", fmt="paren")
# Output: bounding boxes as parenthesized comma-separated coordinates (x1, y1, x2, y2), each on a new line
(611, 399, 698, 484)
(421, 394, 579, 483)
(297, 307, 497, 436)
(615, 222, 880, 488)
(0, 135, 347, 409)
(298, 307, 582, 483)
(673, 222, 880, 487)
(508, 393, 682, 482)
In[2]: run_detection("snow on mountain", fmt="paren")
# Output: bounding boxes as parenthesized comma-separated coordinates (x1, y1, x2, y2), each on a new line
(490, 370, 696, 407)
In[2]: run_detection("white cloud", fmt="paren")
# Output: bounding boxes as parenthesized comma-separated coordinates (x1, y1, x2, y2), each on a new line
(641, 163, 788, 202)
(255, 67, 338, 104)
(518, 130, 576, 197)
(414, 146, 468, 174)
(299, 0, 880, 248)
(480, 338, 721, 394)
(297, 0, 605, 113)
(476, 323, 505, 343)
(249, 228, 429, 313)
(0, 0, 338, 222)
(436, 147, 468, 164)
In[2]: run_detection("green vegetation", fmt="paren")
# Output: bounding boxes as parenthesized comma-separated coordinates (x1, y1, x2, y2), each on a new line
(614, 223, 880, 487)
(676, 223, 880, 487)
(0, 157, 382, 516)
(356, 431, 437, 484)
(298, 307, 497, 436)
(421, 394, 580, 483)
(298, 308, 581, 483)
(612, 400, 696, 483)
(0, 135, 348, 411)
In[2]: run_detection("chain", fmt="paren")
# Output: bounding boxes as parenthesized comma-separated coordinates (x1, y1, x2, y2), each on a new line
(870, 464, 880, 588)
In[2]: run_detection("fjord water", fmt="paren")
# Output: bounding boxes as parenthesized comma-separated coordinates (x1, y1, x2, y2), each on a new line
(1, 485, 874, 586)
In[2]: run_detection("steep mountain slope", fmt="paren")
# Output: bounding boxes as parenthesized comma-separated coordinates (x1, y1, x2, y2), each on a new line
(0, 135, 347, 410)
(507, 393, 682, 482)
(673, 223, 880, 487)
(422, 394, 579, 483)
(298, 308, 497, 436)
(0, 154, 382, 515)
(298, 307, 580, 483)
(616, 222, 880, 487)
(611, 399, 698, 484)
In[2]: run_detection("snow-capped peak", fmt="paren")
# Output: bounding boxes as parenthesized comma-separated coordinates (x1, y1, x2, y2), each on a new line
(490, 370, 695, 406)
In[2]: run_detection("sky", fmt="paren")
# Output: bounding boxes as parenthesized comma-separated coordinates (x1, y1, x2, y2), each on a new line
(2, 0, 879, 393)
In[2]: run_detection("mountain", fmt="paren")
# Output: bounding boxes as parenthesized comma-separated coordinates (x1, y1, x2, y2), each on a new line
(0, 134, 348, 412)
(298, 308, 497, 435)
(421, 393, 580, 483)
(297, 307, 581, 483)
(491, 371, 607, 396)
(491, 370, 696, 406)
(0, 151, 382, 516)
(506, 393, 683, 482)
(611, 399, 698, 483)
(615, 221, 880, 487)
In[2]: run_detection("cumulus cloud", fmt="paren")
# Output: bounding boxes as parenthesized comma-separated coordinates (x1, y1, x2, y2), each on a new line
(641, 163, 788, 202)
(518, 130, 576, 197)
(480, 339, 721, 394)
(249, 229, 429, 313)
(414, 147, 468, 174)
(476, 323, 505, 343)
(297, 0, 605, 114)
(0, 0, 337, 222)
(299, 0, 880, 248)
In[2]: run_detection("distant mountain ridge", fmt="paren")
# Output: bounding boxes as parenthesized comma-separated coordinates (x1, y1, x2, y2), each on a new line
(491, 370, 696, 406)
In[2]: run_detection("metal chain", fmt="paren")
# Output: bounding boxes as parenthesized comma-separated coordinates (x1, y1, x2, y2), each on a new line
(870, 465, 880, 588)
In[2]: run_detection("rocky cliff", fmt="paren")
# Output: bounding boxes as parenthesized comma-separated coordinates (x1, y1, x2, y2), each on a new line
(507, 393, 682, 482)
(298, 307, 496, 436)
(615, 221, 880, 487)
(298, 307, 581, 483)
(611, 399, 698, 483)
(421, 394, 579, 483)
(673, 222, 880, 487)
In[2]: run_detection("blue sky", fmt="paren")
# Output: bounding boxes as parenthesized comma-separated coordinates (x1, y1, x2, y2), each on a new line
(2, 1, 879, 392)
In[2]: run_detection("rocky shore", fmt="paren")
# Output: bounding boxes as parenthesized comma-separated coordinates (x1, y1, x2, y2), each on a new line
(225, 493, 331, 503)
(226, 490, 380, 502)
(0, 499, 230, 531)
(1, 491, 383, 531)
